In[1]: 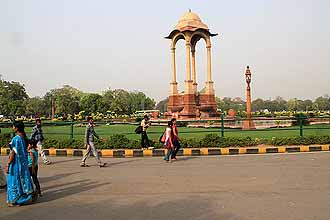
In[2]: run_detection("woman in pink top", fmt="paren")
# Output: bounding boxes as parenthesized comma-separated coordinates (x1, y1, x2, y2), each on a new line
(163, 121, 174, 162)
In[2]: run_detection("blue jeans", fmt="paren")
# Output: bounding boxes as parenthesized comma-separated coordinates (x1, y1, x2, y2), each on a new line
(171, 140, 181, 159)
(164, 148, 174, 161)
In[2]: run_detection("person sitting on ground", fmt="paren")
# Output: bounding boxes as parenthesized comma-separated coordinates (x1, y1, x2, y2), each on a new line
(27, 139, 42, 197)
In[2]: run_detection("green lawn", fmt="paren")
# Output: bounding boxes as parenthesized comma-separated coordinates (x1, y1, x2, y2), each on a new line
(1, 124, 330, 141)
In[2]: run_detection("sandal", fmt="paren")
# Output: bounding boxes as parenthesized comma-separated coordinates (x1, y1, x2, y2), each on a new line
(80, 164, 89, 167)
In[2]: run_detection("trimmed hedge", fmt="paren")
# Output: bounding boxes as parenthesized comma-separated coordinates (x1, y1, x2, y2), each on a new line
(1, 133, 330, 149)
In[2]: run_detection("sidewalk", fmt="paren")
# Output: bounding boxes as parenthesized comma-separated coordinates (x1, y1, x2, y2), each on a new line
(1, 145, 329, 157)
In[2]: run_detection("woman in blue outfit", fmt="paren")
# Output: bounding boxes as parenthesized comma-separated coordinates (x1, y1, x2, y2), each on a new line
(5, 121, 34, 207)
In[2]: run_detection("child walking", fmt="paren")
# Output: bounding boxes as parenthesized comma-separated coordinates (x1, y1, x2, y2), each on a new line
(28, 140, 42, 197)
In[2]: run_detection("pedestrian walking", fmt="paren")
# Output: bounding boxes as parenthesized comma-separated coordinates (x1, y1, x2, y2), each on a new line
(170, 118, 181, 160)
(163, 121, 174, 162)
(80, 116, 106, 167)
(140, 115, 151, 149)
(27, 140, 42, 197)
(30, 119, 51, 165)
(6, 121, 35, 207)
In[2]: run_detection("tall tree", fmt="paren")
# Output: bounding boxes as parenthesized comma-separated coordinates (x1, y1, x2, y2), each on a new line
(44, 85, 83, 116)
(156, 97, 169, 113)
(314, 96, 330, 110)
(0, 80, 28, 116)
(110, 89, 131, 115)
(80, 93, 103, 114)
(24, 97, 48, 117)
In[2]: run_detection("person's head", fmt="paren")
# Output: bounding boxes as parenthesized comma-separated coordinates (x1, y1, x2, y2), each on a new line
(13, 121, 25, 134)
(87, 116, 94, 124)
(167, 121, 173, 127)
(144, 115, 149, 121)
(171, 118, 177, 125)
(28, 139, 37, 150)
(35, 118, 41, 126)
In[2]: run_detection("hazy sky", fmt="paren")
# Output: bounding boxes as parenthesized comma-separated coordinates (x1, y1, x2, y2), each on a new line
(0, 0, 329, 102)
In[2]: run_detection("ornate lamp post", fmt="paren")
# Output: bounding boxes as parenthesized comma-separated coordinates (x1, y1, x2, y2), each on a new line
(51, 95, 55, 120)
(245, 66, 252, 119)
(243, 66, 255, 130)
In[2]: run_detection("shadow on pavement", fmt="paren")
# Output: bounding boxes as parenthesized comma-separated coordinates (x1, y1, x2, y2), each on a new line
(50, 158, 81, 165)
(42, 179, 91, 191)
(39, 172, 80, 183)
(39, 180, 111, 203)
(175, 156, 199, 161)
(107, 159, 140, 166)
(1, 195, 239, 220)
(83, 159, 141, 168)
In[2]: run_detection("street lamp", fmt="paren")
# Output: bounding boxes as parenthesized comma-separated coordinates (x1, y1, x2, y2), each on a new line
(245, 66, 252, 119)
(245, 66, 251, 89)
(243, 66, 255, 130)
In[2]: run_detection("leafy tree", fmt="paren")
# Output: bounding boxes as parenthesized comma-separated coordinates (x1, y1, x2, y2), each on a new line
(217, 97, 246, 112)
(44, 85, 83, 116)
(314, 96, 330, 111)
(302, 100, 313, 111)
(0, 80, 28, 116)
(24, 97, 48, 117)
(156, 97, 169, 113)
(110, 89, 131, 115)
(287, 98, 299, 111)
(100, 89, 114, 113)
(128, 91, 155, 113)
(80, 93, 103, 114)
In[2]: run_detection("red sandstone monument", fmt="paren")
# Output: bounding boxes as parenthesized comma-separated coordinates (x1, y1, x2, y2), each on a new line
(165, 10, 219, 119)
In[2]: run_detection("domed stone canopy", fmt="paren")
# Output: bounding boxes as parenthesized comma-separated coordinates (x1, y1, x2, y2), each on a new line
(165, 11, 219, 119)
(175, 11, 209, 31)
(166, 10, 217, 39)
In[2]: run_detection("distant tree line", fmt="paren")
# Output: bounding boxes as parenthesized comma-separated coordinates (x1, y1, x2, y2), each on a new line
(156, 96, 330, 113)
(1, 79, 330, 118)
(0, 79, 155, 117)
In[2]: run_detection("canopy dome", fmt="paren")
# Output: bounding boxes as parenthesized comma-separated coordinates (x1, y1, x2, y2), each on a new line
(174, 11, 209, 31)
(166, 11, 217, 39)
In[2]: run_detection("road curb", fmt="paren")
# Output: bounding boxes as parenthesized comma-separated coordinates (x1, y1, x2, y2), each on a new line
(1, 145, 329, 157)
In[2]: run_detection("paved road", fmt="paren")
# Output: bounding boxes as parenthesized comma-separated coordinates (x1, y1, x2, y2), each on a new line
(0, 152, 330, 220)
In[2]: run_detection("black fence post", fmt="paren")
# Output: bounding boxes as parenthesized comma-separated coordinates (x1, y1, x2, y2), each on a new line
(220, 113, 224, 138)
(70, 121, 74, 142)
(299, 113, 303, 137)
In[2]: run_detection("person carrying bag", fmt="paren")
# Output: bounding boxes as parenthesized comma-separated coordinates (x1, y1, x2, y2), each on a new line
(163, 121, 174, 162)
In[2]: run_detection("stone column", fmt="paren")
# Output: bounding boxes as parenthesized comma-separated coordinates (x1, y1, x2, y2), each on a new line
(246, 84, 251, 119)
(243, 66, 255, 129)
(191, 49, 197, 93)
(205, 44, 214, 95)
(185, 41, 193, 94)
(170, 47, 178, 95)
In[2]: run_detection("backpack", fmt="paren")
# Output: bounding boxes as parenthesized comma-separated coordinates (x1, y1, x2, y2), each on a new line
(135, 125, 143, 134)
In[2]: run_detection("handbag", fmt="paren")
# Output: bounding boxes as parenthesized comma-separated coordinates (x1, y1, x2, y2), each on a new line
(135, 125, 143, 134)
(159, 130, 166, 143)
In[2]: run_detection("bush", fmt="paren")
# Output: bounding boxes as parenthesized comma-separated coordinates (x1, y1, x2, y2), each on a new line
(0, 133, 12, 147)
(176, 121, 189, 127)
(200, 134, 220, 147)
(6, 134, 330, 149)
(181, 138, 201, 148)
(105, 134, 130, 149)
